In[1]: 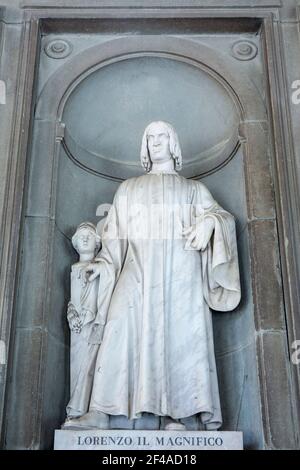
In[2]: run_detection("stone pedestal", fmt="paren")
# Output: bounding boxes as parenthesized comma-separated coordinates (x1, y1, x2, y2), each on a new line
(54, 430, 243, 450)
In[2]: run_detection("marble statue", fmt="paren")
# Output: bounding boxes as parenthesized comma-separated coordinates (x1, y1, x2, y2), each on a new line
(67, 121, 241, 431)
(63, 222, 102, 425)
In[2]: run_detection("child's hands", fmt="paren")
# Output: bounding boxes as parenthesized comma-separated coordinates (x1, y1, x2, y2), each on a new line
(85, 263, 101, 282)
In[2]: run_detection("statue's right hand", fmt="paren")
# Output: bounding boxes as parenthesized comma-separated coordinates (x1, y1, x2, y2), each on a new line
(85, 263, 101, 282)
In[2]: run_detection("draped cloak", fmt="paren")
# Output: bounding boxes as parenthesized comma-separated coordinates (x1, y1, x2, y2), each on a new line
(66, 264, 101, 417)
(89, 173, 241, 429)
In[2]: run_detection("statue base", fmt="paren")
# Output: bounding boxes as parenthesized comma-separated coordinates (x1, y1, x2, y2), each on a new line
(54, 429, 243, 450)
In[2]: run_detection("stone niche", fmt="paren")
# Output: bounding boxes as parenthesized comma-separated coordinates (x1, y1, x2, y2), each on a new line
(2, 14, 296, 450)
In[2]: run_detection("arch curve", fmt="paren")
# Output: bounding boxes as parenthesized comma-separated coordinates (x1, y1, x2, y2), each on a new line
(36, 36, 265, 121)
(36, 36, 265, 179)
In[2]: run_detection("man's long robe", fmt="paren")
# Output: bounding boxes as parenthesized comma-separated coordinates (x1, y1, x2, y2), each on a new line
(89, 173, 240, 429)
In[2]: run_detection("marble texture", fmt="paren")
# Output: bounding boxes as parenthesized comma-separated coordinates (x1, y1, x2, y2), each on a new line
(64, 223, 102, 420)
(67, 122, 241, 431)
(54, 430, 243, 450)
(1, 2, 299, 450)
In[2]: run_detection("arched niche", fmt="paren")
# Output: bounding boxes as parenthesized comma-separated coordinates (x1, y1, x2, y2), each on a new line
(8, 33, 273, 449)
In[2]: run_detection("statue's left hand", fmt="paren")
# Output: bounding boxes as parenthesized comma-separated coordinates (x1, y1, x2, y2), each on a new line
(183, 217, 215, 251)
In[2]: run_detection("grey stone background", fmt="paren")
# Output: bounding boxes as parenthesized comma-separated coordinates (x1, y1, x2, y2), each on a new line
(0, 0, 300, 450)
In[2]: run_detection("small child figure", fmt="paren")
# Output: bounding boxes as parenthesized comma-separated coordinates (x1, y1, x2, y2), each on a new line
(63, 222, 103, 427)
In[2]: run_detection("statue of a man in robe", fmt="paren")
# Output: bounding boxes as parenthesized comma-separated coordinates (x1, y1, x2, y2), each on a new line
(70, 121, 241, 431)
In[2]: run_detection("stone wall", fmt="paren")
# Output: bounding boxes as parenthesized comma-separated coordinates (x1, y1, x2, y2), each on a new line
(0, 0, 300, 450)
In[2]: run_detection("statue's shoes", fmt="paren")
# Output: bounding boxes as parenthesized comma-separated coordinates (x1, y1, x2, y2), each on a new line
(61, 417, 80, 430)
(61, 410, 109, 430)
(164, 418, 186, 431)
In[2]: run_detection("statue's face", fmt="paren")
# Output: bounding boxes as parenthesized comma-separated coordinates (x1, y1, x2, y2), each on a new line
(147, 123, 172, 163)
(76, 228, 97, 254)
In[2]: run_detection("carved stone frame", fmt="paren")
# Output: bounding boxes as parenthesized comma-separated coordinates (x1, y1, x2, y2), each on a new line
(0, 2, 299, 449)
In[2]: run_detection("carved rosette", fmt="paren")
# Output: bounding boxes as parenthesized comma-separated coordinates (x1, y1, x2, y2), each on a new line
(231, 40, 258, 61)
(44, 39, 73, 59)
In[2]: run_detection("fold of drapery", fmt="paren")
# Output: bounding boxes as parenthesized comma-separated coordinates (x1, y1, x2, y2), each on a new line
(84, 174, 241, 429)
(200, 209, 241, 312)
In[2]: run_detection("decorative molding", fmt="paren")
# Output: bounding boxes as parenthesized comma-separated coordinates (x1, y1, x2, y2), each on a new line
(0, 17, 40, 447)
(0, 80, 6, 104)
(44, 38, 72, 59)
(231, 40, 258, 61)
(261, 16, 300, 445)
(19, 0, 282, 7)
(1, 3, 300, 450)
